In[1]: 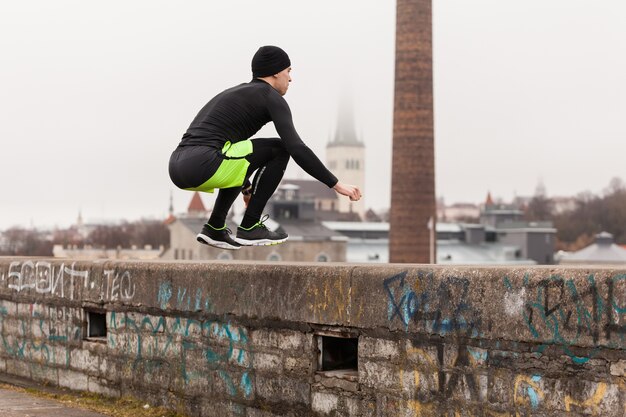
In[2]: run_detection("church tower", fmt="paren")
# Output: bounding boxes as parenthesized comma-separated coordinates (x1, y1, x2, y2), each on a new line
(326, 101, 365, 219)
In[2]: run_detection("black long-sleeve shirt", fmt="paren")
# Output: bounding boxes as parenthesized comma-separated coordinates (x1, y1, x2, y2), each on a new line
(179, 79, 338, 188)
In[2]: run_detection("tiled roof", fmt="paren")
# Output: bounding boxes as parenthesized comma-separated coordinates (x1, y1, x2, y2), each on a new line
(187, 192, 207, 213)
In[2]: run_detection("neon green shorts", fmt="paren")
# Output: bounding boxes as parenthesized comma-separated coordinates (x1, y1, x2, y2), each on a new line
(184, 140, 253, 193)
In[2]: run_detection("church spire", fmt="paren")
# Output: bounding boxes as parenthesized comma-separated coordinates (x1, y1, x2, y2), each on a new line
(327, 96, 364, 148)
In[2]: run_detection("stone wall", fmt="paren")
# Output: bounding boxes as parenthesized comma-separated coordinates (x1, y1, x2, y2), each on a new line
(0, 258, 624, 416)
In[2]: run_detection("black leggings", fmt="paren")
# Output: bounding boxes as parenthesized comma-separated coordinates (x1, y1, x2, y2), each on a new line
(208, 138, 289, 228)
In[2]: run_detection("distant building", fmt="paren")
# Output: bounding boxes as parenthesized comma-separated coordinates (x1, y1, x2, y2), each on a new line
(186, 191, 210, 218)
(497, 222, 557, 264)
(556, 232, 626, 264)
(480, 192, 524, 228)
(52, 210, 166, 260)
(320, 190, 556, 264)
(325, 100, 365, 219)
(438, 201, 480, 222)
(322, 221, 389, 263)
(161, 186, 347, 262)
(275, 180, 361, 222)
(53, 245, 163, 260)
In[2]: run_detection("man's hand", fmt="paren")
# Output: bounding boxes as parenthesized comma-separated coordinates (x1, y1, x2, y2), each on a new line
(333, 182, 362, 201)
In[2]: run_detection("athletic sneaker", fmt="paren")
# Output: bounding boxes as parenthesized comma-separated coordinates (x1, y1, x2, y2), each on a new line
(235, 215, 288, 246)
(196, 224, 241, 250)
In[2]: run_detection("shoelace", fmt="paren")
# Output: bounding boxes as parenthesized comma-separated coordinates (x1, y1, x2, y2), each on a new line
(254, 214, 270, 230)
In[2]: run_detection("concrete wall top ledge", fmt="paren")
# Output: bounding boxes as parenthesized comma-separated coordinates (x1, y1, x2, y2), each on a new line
(1, 258, 624, 351)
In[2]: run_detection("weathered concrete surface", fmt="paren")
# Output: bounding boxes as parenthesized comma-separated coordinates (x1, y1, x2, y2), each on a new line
(1, 260, 622, 350)
(0, 258, 625, 416)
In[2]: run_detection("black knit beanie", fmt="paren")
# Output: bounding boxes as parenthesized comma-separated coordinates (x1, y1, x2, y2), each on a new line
(251, 46, 291, 78)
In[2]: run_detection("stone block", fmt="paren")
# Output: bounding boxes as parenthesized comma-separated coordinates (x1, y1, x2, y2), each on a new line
(31, 316, 50, 340)
(278, 330, 311, 351)
(250, 328, 309, 352)
(250, 328, 275, 348)
(2, 318, 26, 337)
(207, 368, 254, 401)
(312, 391, 339, 414)
(284, 355, 313, 374)
(5, 358, 31, 379)
(118, 333, 140, 357)
(228, 347, 250, 368)
(70, 348, 99, 374)
(154, 333, 182, 359)
(106, 331, 125, 352)
(610, 359, 626, 376)
(252, 352, 282, 373)
(375, 394, 439, 417)
(106, 311, 125, 330)
(136, 313, 166, 334)
(316, 374, 359, 393)
(98, 355, 112, 379)
(560, 380, 622, 417)
(59, 368, 89, 391)
(1, 334, 26, 358)
(360, 337, 400, 361)
(345, 397, 376, 417)
(50, 345, 71, 367)
(486, 369, 519, 407)
(399, 367, 438, 402)
(30, 363, 58, 385)
(88, 377, 121, 398)
(16, 302, 33, 318)
(178, 368, 211, 397)
(134, 359, 174, 390)
(0, 299, 18, 316)
(255, 375, 310, 405)
(168, 318, 202, 343)
(206, 321, 248, 346)
(359, 361, 398, 391)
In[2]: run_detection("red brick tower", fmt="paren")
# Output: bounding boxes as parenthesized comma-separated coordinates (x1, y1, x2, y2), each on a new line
(389, 0, 435, 263)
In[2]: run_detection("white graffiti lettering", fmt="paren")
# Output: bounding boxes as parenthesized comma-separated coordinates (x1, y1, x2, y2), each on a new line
(1, 261, 135, 302)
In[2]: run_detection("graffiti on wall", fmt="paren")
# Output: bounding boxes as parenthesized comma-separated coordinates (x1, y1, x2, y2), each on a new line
(504, 273, 626, 363)
(157, 281, 211, 312)
(383, 270, 625, 363)
(0, 261, 135, 301)
(400, 342, 622, 416)
(0, 303, 81, 368)
(104, 281, 253, 407)
(383, 271, 484, 336)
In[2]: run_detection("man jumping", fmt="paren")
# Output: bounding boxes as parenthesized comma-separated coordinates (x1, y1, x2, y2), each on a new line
(169, 46, 362, 250)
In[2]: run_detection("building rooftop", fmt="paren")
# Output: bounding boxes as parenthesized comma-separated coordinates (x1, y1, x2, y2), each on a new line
(437, 240, 535, 265)
(557, 232, 626, 264)
(279, 179, 337, 200)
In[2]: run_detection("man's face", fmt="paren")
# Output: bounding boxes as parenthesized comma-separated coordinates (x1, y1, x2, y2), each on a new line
(274, 67, 292, 96)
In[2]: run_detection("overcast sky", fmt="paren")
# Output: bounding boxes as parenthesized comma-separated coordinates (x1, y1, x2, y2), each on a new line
(1, 0, 624, 230)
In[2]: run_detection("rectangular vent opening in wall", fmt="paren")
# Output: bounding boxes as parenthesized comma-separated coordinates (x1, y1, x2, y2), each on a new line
(86, 310, 107, 340)
(317, 334, 358, 378)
